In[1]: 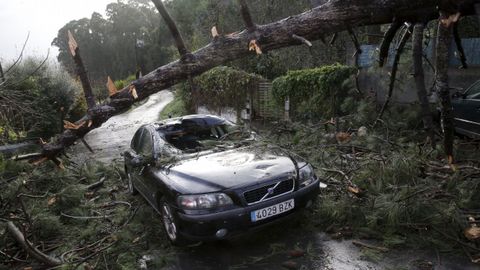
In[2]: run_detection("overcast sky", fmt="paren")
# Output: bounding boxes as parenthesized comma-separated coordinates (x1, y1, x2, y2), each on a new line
(0, 0, 114, 63)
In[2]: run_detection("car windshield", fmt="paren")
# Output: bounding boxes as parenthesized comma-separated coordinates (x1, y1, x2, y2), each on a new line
(157, 117, 253, 153)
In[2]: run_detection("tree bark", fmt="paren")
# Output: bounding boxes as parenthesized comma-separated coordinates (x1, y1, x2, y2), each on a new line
(68, 32, 96, 109)
(435, 15, 455, 159)
(412, 23, 436, 147)
(375, 24, 413, 123)
(378, 20, 402, 67)
(7, 221, 62, 266)
(151, 0, 189, 57)
(39, 0, 478, 160)
(238, 0, 256, 31)
(453, 22, 468, 69)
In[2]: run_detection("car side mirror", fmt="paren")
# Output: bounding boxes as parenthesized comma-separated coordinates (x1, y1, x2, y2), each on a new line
(452, 91, 465, 99)
(130, 155, 144, 168)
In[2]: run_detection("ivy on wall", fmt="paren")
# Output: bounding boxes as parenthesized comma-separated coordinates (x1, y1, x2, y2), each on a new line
(271, 64, 356, 119)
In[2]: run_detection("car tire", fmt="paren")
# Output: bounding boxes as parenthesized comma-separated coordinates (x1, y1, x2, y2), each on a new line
(125, 166, 138, 195)
(159, 200, 189, 246)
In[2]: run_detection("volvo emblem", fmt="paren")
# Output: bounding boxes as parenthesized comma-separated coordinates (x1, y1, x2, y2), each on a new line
(267, 187, 275, 195)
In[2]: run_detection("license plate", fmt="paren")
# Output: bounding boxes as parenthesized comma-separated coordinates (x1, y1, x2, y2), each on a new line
(250, 199, 294, 222)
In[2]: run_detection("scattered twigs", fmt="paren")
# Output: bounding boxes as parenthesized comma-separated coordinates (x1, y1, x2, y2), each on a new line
(3, 32, 30, 75)
(81, 138, 94, 153)
(453, 22, 468, 69)
(329, 33, 338, 45)
(86, 177, 106, 190)
(6, 221, 62, 266)
(374, 24, 413, 125)
(431, 226, 480, 253)
(60, 212, 111, 220)
(352, 240, 389, 252)
(16, 191, 49, 199)
(11, 153, 43, 162)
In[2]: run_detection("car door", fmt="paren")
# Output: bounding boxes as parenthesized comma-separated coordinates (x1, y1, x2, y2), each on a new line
(452, 80, 480, 137)
(134, 127, 158, 204)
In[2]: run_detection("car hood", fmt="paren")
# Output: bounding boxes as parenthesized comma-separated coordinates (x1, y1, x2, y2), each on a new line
(154, 144, 298, 194)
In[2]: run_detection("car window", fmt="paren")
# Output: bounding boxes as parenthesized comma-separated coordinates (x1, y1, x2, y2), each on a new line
(138, 128, 154, 157)
(466, 81, 480, 100)
(131, 128, 144, 152)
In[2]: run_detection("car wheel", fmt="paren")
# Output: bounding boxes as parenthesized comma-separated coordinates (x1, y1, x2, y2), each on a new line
(160, 200, 188, 246)
(126, 167, 138, 195)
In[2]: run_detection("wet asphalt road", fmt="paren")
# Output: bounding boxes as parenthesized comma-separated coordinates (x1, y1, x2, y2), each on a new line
(70, 90, 478, 270)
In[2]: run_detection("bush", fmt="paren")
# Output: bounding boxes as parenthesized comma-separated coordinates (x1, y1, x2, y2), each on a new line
(271, 64, 356, 120)
(114, 74, 137, 90)
(0, 57, 80, 140)
(192, 66, 264, 114)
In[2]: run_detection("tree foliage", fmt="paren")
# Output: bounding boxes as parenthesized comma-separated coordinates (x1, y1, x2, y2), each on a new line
(52, 0, 347, 84)
(192, 66, 264, 113)
(0, 58, 80, 142)
(272, 64, 356, 119)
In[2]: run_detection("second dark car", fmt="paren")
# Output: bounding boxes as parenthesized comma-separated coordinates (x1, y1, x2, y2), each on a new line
(124, 114, 320, 245)
(451, 80, 480, 138)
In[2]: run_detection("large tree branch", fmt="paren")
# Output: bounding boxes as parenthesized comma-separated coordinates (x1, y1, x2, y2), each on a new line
(39, 0, 478, 161)
(436, 11, 457, 160)
(151, 0, 189, 58)
(412, 22, 436, 147)
(238, 0, 256, 31)
(453, 22, 468, 69)
(375, 24, 413, 123)
(68, 31, 96, 109)
(378, 20, 402, 67)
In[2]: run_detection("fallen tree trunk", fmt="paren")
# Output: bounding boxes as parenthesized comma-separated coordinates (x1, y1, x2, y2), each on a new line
(39, 0, 479, 161)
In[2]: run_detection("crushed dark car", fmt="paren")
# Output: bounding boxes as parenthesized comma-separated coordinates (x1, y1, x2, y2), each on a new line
(124, 114, 320, 244)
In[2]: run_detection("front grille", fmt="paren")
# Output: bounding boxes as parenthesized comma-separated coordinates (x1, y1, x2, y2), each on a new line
(243, 179, 294, 204)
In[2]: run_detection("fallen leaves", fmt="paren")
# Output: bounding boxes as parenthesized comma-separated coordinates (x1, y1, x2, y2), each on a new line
(47, 196, 57, 207)
(347, 185, 361, 195)
(287, 249, 305, 258)
(464, 216, 480, 241)
(335, 132, 352, 143)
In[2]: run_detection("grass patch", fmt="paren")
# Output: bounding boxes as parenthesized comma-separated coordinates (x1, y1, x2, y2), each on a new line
(159, 90, 188, 120)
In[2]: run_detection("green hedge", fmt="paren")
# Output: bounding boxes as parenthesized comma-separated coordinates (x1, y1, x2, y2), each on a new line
(193, 66, 264, 113)
(271, 64, 355, 119)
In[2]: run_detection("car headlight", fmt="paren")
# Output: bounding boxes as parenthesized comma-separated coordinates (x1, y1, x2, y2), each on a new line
(299, 164, 315, 187)
(178, 193, 233, 210)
